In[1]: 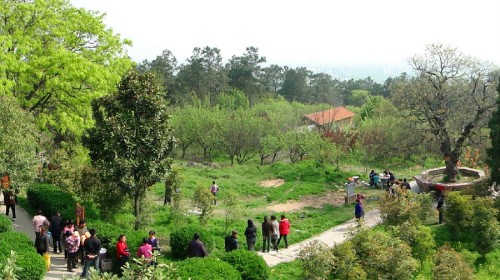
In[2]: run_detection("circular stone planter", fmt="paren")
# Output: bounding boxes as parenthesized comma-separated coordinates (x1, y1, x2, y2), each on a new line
(414, 167, 485, 193)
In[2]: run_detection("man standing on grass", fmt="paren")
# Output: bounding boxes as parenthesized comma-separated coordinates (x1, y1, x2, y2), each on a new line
(210, 181, 219, 205)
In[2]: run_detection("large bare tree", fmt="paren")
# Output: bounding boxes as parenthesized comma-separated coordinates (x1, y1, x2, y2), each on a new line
(391, 44, 498, 181)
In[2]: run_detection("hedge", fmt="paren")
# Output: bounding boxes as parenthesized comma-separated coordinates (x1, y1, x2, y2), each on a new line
(27, 184, 76, 220)
(170, 224, 216, 259)
(220, 249, 270, 280)
(176, 257, 242, 280)
(0, 231, 46, 280)
(0, 213, 13, 233)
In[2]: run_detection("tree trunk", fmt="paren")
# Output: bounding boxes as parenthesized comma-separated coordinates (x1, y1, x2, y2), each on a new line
(444, 155, 459, 183)
(133, 192, 141, 230)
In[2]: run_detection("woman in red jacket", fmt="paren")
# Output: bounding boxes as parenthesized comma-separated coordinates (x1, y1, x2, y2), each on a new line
(277, 214, 290, 249)
(116, 234, 130, 276)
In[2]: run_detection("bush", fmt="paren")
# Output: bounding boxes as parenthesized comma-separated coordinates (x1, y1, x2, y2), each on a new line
(444, 192, 474, 239)
(0, 232, 45, 280)
(379, 188, 432, 226)
(432, 245, 474, 280)
(27, 183, 76, 220)
(331, 241, 367, 280)
(389, 222, 436, 264)
(220, 249, 269, 280)
(176, 257, 241, 280)
(298, 240, 336, 280)
(170, 224, 215, 259)
(0, 214, 13, 233)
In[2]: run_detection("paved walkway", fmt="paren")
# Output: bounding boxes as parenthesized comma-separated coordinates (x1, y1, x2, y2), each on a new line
(258, 209, 382, 266)
(0, 201, 79, 280)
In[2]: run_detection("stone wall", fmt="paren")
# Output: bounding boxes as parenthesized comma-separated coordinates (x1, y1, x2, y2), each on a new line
(413, 167, 485, 193)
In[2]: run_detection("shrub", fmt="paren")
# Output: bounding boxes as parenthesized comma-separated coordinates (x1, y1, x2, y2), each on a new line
(0, 232, 45, 280)
(444, 192, 474, 238)
(352, 229, 419, 280)
(176, 257, 241, 280)
(15, 250, 46, 280)
(389, 222, 436, 265)
(27, 183, 76, 220)
(0, 214, 13, 233)
(220, 249, 269, 280)
(170, 224, 215, 259)
(379, 188, 432, 226)
(432, 245, 474, 280)
(331, 241, 367, 280)
(298, 240, 336, 280)
(471, 197, 500, 255)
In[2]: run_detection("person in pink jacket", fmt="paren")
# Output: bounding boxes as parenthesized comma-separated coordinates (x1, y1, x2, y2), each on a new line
(277, 214, 290, 249)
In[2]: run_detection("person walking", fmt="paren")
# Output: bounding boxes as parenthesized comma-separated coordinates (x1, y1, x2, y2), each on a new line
(1, 172, 10, 205)
(4, 187, 16, 221)
(50, 211, 63, 253)
(355, 199, 364, 222)
(261, 216, 271, 252)
(225, 230, 240, 252)
(437, 195, 445, 224)
(77, 219, 89, 264)
(188, 233, 208, 258)
(81, 228, 101, 278)
(270, 215, 280, 251)
(34, 225, 50, 256)
(277, 215, 290, 249)
(244, 219, 257, 251)
(33, 209, 49, 239)
(116, 234, 130, 276)
(210, 181, 219, 205)
(63, 220, 75, 260)
(65, 231, 80, 272)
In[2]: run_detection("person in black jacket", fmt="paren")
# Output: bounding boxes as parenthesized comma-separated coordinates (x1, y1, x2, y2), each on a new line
(225, 230, 239, 252)
(244, 219, 257, 251)
(50, 210, 63, 253)
(81, 228, 101, 278)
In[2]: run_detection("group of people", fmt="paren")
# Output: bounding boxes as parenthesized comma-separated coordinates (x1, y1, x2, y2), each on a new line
(31, 209, 160, 278)
(187, 214, 291, 258)
(369, 169, 411, 191)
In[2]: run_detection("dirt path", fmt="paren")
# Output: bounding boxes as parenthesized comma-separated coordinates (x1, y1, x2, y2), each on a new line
(266, 189, 347, 212)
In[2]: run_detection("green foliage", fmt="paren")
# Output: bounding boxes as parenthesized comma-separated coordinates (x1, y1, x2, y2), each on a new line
(0, 232, 45, 280)
(192, 185, 215, 225)
(471, 197, 500, 255)
(0, 95, 39, 189)
(268, 260, 302, 280)
(0, 0, 132, 138)
(27, 183, 76, 220)
(432, 245, 474, 280)
(379, 187, 432, 226)
(223, 191, 243, 233)
(220, 249, 269, 280)
(331, 241, 367, 280)
(389, 222, 436, 265)
(176, 257, 242, 280)
(351, 229, 419, 280)
(170, 224, 214, 259)
(475, 249, 500, 279)
(486, 79, 500, 186)
(298, 240, 336, 280)
(120, 252, 181, 280)
(84, 70, 175, 229)
(0, 214, 13, 233)
(445, 192, 474, 237)
(0, 250, 21, 280)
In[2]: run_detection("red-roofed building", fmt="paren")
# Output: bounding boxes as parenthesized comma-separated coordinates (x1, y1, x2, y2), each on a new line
(304, 107, 355, 131)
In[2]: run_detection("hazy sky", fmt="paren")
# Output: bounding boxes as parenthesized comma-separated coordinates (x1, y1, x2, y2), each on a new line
(71, 0, 500, 67)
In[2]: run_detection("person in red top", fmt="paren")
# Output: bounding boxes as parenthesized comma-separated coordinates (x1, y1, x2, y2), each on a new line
(277, 214, 291, 249)
(116, 234, 130, 276)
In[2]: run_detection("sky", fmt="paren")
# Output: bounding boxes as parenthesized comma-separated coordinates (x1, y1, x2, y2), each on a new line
(70, 0, 500, 69)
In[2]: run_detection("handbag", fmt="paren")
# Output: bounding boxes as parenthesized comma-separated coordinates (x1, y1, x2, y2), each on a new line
(43, 253, 51, 271)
